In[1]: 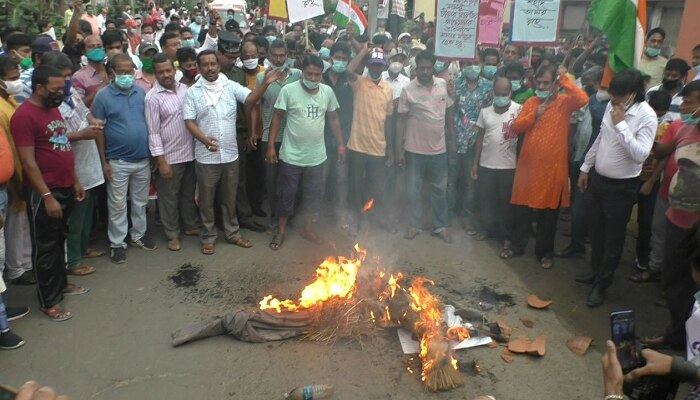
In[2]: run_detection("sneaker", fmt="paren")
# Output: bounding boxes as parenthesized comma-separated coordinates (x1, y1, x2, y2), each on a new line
(0, 330, 25, 349)
(129, 236, 157, 250)
(110, 247, 127, 264)
(6, 306, 30, 321)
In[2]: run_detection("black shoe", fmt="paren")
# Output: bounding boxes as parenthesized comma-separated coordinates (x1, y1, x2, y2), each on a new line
(10, 271, 36, 285)
(586, 285, 606, 308)
(575, 272, 596, 284)
(6, 306, 30, 321)
(0, 330, 25, 349)
(110, 247, 127, 264)
(129, 236, 157, 250)
(240, 221, 266, 232)
(554, 245, 585, 258)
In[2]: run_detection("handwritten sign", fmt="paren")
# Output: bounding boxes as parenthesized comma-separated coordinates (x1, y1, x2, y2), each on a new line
(478, 0, 506, 45)
(510, 0, 561, 44)
(435, 0, 479, 59)
(286, 0, 325, 24)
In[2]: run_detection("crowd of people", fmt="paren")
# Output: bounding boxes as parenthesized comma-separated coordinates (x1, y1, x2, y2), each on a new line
(0, 7, 698, 396)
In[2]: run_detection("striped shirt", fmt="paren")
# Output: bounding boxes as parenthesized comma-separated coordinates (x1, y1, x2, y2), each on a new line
(398, 77, 453, 155)
(145, 80, 194, 165)
(183, 76, 251, 164)
(72, 63, 105, 102)
(59, 92, 104, 190)
(391, 0, 406, 17)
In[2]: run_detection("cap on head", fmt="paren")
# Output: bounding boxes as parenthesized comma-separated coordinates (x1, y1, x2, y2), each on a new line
(398, 32, 411, 42)
(138, 42, 159, 54)
(32, 36, 59, 54)
(218, 30, 242, 54)
(368, 48, 386, 65)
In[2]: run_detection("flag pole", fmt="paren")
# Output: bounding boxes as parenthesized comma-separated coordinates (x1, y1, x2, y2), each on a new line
(305, 19, 310, 49)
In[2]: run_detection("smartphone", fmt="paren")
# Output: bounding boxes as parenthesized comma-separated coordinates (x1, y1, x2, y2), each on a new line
(611, 310, 640, 373)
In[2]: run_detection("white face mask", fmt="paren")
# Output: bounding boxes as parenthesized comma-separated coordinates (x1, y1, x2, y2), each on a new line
(46, 27, 56, 40)
(1, 79, 23, 96)
(242, 58, 258, 70)
(389, 62, 403, 74)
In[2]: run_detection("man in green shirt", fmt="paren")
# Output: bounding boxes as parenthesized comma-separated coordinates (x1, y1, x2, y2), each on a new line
(265, 55, 345, 250)
(503, 62, 534, 105)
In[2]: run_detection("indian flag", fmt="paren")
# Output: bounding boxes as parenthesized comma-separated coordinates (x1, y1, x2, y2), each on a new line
(334, 0, 368, 35)
(588, 0, 647, 72)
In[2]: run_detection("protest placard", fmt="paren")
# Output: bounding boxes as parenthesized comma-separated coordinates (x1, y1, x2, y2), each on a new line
(510, 0, 562, 45)
(434, 0, 479, 60)
(478, 0, 506, 46)
(286, 0, 325, 24)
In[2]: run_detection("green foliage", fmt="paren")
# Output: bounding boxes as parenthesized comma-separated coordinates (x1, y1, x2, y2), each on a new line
(0, 0, 66, 35)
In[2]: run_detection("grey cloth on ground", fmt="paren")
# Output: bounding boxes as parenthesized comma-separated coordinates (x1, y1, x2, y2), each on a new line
(171, 306, 312, 346)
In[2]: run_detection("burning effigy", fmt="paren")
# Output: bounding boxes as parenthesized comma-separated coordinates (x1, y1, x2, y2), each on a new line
(171, 244, 470, 392)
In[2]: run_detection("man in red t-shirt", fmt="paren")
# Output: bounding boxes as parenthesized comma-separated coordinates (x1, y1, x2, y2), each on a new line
(644, 80, 700, 350)
(10, 65, 88, 322)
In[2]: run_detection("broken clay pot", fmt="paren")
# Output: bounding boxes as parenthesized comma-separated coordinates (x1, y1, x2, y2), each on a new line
(566, 336, 593, 356)
(527, 294, 553, 309)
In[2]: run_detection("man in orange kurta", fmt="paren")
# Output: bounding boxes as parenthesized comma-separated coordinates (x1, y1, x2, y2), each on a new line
(507, 67, 588, 268)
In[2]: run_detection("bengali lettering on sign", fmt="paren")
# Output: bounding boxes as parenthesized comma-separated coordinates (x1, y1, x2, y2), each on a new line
(478, 0, 506, 46)
(510, 0, 561, 45)
(435, 0, 479, 59)
(287, 0, 325, 23)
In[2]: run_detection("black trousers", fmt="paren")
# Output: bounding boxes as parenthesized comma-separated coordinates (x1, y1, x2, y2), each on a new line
(587, 171, 638, 288)
(512, 206, 559, 260)
(477, 167, 515, 242)
(27, 188, 74, 309)
(348, 150, 387, 218)
(568, 161, 587, 252)
(663, 220, 698, 347)
(636, 180, 660, 267)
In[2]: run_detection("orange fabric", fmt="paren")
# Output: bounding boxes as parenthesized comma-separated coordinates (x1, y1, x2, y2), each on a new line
(0, 125, 14, 184)
(511, 75, 589, 210)
(601, 62, 614, 89)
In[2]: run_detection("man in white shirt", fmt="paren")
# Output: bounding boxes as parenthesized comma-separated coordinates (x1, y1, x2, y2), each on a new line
(646, 58, 691, 121)
(471, 76, 521, 253)
(577, 69, 657, 308)
(638, 27, 668, 89)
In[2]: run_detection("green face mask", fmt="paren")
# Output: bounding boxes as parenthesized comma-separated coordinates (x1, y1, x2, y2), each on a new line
(141, 58, 154, 73)
(18, 57, 33, 70)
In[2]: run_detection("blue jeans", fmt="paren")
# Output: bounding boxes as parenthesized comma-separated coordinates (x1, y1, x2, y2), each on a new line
(406, 152, 449, 231)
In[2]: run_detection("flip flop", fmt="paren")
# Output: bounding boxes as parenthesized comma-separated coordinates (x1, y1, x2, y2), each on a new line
(67, 263, 96, 276)
(269, 233, 284, 251)
(227, 237, 253, 248)
(64, 284, 90, 296)
(201, 243, 215, 255)
(83, 248, 105, 258)
(42, 305, 72, 322)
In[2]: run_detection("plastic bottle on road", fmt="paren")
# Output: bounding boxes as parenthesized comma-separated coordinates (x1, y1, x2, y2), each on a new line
(284, 384, 334, 400)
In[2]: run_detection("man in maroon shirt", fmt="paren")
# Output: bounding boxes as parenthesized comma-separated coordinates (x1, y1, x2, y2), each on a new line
(10, 65, 92, 321)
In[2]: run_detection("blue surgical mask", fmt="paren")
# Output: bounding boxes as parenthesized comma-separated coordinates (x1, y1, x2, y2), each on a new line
(194, 16, 203, 24)
(434, 60, 446, 72)
(535, 89, 550, 99)
(286, 58, 296, 68)
(331, 60, 347, 74)
(463, 65, 481, 80)
(266, 35, 277, 44)
(181, 39, 195, 48)
(86, 47, 106, 63)
(645, 47, 661, 58)
(493, 95, 511, 108)
(482, 65, 497, 79)
(511, 79, 522, 92)
(114, 74, 135, 89)
(318, 47, 331, 60)
(681, 106, 700, 126)
(302, 79, 319, 90)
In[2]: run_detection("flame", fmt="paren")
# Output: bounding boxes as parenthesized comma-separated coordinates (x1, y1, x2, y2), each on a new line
(259, 245, 366, 312)
(387, 273, 403, 298)
(446, 326, 471, 342)
(361, 198, 375, 213)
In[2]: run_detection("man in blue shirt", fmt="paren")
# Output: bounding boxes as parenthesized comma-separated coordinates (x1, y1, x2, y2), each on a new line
(93, 53, 156, 264)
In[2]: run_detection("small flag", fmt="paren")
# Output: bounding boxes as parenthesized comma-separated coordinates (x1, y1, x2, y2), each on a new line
(333, 0, 368, 35)
(267, 0, 288, 21)
(587, 0, 646, 72)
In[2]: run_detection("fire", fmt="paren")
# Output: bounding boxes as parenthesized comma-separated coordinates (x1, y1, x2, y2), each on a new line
(361, 198, 375, 213)
(259, 245, 366, 312)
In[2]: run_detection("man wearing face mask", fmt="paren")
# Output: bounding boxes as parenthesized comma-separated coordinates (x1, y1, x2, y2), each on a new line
(72, 35, 108, 108)
(5, 33, 34, 105)
(639, 27, 668, 89)
(82, 4, 100, 36)
(189, 10, 204, 40)
(0, 57, 34, 286)
(502, 62, 533, 104)
(577, 69, 656, 307)
(93, 53, 156, 264)
(452, 57, 493, 233)
(481, 48, 500, 81)
(177, 47, 198, 86)
(38, 20, 56, 41)
(342, 47, 396, 234)
(10, 65, 87, 321)
(135, 42, 158, 92)
(644, 79, 700, 350)
(647, 58, 690, 121)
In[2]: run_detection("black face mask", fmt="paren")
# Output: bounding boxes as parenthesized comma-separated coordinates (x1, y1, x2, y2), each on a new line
(662, 78, 680, 91)
(43, 90, 64, 108)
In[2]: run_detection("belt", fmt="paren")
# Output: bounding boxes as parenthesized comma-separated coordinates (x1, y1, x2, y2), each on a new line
(594, 172, 639, 184)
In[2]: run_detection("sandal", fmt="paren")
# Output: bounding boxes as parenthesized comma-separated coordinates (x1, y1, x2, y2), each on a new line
(629, 270, 661, 283)
(64, 283, 90, 296)
(269, 233, 284, 251)
(540, 257, 554, 269)
(83, 248, 105, 258)
(500, 248, 523, 259)
(67, 263, 96, 276)
(42, 305, 72, 321)
(201, 243, 215, 255)
(227, 237, 253, 248)
(403, 228, 421, 240)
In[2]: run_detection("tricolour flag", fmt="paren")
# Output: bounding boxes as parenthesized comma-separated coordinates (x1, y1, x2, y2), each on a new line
(333, 0, 368, 35)
(588, 0, 647, 72)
